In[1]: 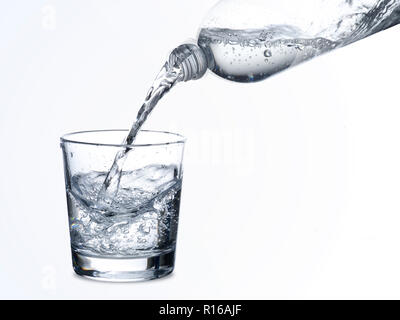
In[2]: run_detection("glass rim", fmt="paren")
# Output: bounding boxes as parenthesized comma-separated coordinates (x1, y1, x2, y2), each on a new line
(60, 129, 186, 148)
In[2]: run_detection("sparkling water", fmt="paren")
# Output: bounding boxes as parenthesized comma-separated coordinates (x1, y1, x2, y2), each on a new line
(96, 63, 182, 207)
(198, 28, 339, 82)
(96, 44, 205, 207)
(67, 165, 181, 257)
(198, 0, 400, 82)
(62, 0, 400, 281)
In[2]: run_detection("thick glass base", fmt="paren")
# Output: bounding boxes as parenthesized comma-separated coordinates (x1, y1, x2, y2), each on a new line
(72, 250, 175, 282)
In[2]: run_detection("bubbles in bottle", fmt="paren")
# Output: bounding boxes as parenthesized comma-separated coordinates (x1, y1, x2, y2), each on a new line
(198, 28, 338, 82)
(264, 49, 272, 58)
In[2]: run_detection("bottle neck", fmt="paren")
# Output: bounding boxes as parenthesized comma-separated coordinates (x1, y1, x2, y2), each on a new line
(169, 44, 208, 82)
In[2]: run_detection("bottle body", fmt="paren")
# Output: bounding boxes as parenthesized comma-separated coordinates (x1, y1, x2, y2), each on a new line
(195, 0, 400, 82)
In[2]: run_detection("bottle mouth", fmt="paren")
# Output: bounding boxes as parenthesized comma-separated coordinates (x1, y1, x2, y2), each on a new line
(169, 44, 208, 82)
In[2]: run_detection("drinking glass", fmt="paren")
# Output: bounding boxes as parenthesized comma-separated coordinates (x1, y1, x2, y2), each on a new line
(60, 129, 185, 282)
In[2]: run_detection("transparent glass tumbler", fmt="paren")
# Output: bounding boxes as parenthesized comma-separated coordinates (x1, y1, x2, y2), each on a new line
(60, 130, 185, 282)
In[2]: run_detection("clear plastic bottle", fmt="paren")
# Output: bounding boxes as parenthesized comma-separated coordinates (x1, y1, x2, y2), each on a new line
(172, 0, 400, 83)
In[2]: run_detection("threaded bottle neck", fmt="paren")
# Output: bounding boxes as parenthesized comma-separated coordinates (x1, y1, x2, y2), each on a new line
(169, 44, 208, 82)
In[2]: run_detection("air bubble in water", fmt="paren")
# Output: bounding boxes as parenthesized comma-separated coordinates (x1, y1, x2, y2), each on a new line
(264, 49, 272, 58)
(287, 43, 304, 51)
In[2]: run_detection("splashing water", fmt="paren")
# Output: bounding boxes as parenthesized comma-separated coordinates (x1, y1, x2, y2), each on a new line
(96, 62, 182, 207)
(96, 44, 206, 208)
(69, 165, 182, 257)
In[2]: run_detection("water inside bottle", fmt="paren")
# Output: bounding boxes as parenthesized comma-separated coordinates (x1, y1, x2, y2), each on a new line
(198, 0, 400, 82)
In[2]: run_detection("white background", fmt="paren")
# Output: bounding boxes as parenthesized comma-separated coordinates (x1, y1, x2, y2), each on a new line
(0, 1, 400, 299)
